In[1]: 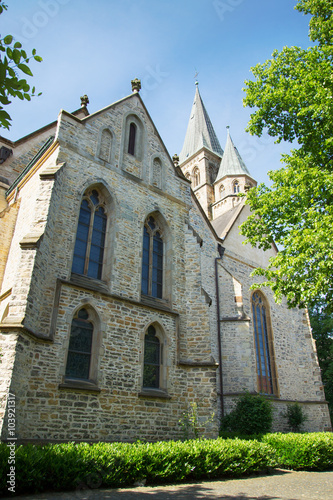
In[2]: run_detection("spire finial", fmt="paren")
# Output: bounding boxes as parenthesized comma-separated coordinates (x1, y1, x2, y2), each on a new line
(172, 154, 179, 167)
(80, 94, 89, 107)
(194, 69, 199, 86)
(131, 78, 141, 93)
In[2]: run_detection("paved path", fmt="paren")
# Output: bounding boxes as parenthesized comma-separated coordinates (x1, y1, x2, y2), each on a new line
(4, 470, 333, 499)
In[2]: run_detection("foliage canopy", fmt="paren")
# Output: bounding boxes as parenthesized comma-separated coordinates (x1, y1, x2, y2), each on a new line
(241, 0, 333, 313)
(0, 2, 42, 129)
(309, 304, 333, 420)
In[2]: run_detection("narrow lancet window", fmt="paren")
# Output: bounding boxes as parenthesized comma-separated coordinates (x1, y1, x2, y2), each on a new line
(252, 291, 277, 395)
(128, 122, 137, 155)
(143, 325, 161, 388)
(141, 215, 163, 299)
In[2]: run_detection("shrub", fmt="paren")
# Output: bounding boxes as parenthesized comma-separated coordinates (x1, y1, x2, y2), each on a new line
(178, 402, 215, 440)
(0, 438, 275, 496)
(263, 432, 333, 471)
(1, 432, 332, 496)
(220, 393, 273, 435)
(283, 402, 308, 432)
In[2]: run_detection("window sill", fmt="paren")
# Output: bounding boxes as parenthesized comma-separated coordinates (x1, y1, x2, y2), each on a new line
(139, 388, 171, 399)
(59, 379, 101, 393)
(141, 294, 170, 311)
(70, 273, 109, 294)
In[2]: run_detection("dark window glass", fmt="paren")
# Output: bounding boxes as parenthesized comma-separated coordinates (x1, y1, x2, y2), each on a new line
(141, 226, 150, 295)
(143, 326, 160, 388)
(141, 216, 163, 298)
(152, 232, 163, 298)
(128, 122, 136, 155)
(65, 310, 93, 380)
(72, 191, 107, 280)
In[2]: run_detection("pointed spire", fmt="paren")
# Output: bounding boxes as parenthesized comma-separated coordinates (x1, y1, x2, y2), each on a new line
(179, 83, 223, 163)
(215, 127, 250, 181)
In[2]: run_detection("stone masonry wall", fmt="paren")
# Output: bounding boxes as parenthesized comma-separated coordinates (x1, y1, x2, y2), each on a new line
(219, 249, 331, 431)
(0, 200, 20, 296)
(0, 93, 219, 442)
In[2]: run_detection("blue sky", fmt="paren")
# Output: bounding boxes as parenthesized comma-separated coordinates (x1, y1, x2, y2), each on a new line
(2, 0, 312, 184)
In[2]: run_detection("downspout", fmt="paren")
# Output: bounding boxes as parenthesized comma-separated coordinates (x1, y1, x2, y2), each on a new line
(215, 243, 225, 418)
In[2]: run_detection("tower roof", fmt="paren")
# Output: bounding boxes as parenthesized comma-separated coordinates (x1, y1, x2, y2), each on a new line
(179, 83, 223, 163)
(215, 128, 250, 181)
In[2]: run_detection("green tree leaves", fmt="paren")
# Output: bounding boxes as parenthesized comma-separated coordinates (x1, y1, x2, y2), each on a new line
(309, 304, 333, 420)
(0, 1, 42, 129)
(241, 0, 333, 313)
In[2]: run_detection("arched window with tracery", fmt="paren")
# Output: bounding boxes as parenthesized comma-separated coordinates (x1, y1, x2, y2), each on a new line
(233, 180, 240, 193)
(219, 184, 225, 198)
(193, 167, 200, 187)
(65, 307, 94, 381)
(141, 215, 163, 299)
(252, 291, 277, 395)
(72, 188, 107, 280)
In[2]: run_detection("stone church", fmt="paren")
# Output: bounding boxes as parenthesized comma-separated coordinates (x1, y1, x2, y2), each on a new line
(0, 79, 331, 442)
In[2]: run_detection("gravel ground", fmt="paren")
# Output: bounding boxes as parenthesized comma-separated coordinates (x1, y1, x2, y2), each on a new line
(3, 469, 333, 500)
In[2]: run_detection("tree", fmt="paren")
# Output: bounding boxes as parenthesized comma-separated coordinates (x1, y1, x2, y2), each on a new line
(240, 0, 333, 313)
(0, 2, 42, 129)
(309, 304, 333, 421)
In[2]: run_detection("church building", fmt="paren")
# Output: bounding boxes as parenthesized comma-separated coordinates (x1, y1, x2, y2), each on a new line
(0, 79, 331, 442)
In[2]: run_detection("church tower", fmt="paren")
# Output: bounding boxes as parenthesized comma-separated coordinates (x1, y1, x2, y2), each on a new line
(179, 82, 223, 219)
(212, 127, 256, 219)
(179, 84, 256, 221)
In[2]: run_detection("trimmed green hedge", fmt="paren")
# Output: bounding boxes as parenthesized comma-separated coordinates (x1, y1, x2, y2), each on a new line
(0, 438, 274, 495)
(263, 432, 333, 471)
(0, 433, 332, 496)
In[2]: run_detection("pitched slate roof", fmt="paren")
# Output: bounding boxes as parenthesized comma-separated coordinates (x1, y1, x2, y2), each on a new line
(211, 201, 246, 240)
(215, 128, 250, 181)
(179, 83, 223, 163)
(6, 136, 55, 197)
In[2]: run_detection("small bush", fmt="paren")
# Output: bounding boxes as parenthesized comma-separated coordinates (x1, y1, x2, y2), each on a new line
(283, 402, 308, 432)
(178, 402, 215, 440)
(220, 393, 273, 435)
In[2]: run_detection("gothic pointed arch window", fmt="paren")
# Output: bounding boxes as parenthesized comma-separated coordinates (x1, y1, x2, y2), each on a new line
(128, 122, 137, 155)
(143, 325, 161, 388)
(219, 184, 225, 198)
(252, 291, 278, 395)
(65, 307, 94, 380)
(193, 167, 200, 187)
(141, 215, 163, 299)
(233, 180, 240, 193)
(72, 188, 107, 280)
